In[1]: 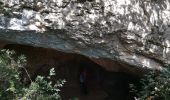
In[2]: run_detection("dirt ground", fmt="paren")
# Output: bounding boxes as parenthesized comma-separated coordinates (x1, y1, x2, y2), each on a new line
(60, 80, 107, 100)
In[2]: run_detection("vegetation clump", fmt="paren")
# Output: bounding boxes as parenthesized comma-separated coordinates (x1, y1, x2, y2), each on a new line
(0, 49, 65, 100)
(130, 67, 170, 100)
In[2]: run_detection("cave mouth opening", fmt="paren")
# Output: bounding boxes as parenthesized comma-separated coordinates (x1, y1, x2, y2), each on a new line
(2, 44, 140, 100)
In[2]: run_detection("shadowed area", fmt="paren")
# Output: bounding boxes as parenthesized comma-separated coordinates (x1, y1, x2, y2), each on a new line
(2, 44, 139, 100)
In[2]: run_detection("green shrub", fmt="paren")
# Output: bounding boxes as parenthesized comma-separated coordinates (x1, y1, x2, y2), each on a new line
(21, 68, 66, 100)
(0, 50, 24, 100)
(0, 49, 65, 100)
(129, 67, 170, 100)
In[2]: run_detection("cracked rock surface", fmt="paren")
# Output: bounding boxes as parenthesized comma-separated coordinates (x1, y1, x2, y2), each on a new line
(0, 0, 170, 70)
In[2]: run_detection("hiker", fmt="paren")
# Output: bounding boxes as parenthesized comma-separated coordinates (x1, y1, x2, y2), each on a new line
(79, 67, 88, 95)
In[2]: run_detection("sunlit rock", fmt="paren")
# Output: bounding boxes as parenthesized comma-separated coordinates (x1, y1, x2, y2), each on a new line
(0, 0, 170, 70)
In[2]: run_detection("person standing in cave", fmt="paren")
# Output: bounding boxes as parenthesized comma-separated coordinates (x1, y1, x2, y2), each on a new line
(79, 67, 88, 95)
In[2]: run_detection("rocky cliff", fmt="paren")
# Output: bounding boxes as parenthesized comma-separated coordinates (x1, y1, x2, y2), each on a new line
(0, 0, 170, 70)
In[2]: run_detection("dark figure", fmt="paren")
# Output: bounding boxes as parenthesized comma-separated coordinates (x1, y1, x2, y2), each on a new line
(79, 68, 88, 95)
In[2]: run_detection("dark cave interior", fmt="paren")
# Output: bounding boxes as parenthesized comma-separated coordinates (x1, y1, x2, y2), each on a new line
(3, 44, 140, 100)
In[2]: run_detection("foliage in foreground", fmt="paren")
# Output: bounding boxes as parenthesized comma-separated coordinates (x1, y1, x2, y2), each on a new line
(130, 67, 170, 100)
(0, 49, 65, 100)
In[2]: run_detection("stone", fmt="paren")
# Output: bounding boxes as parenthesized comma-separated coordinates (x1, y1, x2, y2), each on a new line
(0, 0, 170, 70)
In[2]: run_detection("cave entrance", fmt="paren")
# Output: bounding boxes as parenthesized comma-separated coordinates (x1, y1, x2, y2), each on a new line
(2, 44, 140, 100)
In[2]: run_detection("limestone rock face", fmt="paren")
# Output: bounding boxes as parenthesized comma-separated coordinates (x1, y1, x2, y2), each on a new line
(0, 0, 170, 70)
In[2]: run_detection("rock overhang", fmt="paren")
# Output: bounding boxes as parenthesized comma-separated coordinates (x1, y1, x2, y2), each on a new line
(0, 0, 170, 70)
